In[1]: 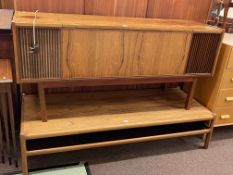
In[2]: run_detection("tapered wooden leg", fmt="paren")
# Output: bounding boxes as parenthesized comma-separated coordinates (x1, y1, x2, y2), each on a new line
(0, 113, 4, 164)
(38, 83, 47, 122)
(204, 115, 216, 149)
(0, 93, 11, 162)
(185, 78, 197, 110)
(20, 135, 28, 175)
(7, 85, 17, 165)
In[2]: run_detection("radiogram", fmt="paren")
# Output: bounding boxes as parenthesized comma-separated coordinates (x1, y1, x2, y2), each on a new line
(12, 11, 224, 83)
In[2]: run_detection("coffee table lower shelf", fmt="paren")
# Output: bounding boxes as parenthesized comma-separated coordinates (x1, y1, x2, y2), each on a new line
(20, 88, 215, 175)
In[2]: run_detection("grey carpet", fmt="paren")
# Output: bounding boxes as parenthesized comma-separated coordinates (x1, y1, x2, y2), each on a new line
(29, 126, 233, 175)
(1, 126, 233, 175)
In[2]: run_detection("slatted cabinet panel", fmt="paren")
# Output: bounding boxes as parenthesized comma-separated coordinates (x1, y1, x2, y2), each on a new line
(17, 28, 61, 80)
(147, 0, 212, 23)
(186, 33, 222, 74)
(62, 29, 192, 78)
(14, 0, 84, 14)
(84, 0, 148, 17)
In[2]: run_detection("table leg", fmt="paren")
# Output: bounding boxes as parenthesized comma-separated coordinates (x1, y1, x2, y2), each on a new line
(185, 78, 197, 110)
(38, 84, 47, 122)
(204, 115, 216, 149)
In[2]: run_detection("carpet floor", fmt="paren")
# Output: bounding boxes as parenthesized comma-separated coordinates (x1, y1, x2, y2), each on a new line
(1, 126, 233, 175)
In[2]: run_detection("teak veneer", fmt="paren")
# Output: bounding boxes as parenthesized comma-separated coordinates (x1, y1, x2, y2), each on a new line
(20, 88, 215, 175)
(12, 11, 223, 121)
(12, 11, 223, 83)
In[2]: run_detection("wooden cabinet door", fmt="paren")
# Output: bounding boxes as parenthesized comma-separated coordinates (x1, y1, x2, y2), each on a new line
(62, 29, 123, 78)
(62, 29, 191, 79)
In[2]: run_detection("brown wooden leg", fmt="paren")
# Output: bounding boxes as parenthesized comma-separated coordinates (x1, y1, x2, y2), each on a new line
(185, 78, 197, 110)
(0, 93, 11, 163)
(7, 85, 17, 165)
(204, 114, 216, 149)
(38, 83, 47, 122)
(20, 135, 28, 175)
(0, 112, 4, 164)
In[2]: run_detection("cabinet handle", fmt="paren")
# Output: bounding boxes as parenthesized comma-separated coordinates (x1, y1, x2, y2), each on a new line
(225, 97, 233, 102)
(231, 78, 233, 82)
(220, 115, 231, 119)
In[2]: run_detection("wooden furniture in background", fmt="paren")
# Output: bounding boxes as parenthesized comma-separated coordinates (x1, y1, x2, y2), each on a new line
(14, 0, 84, 14)
(20, 88, 215, 175)
(0, 0, 14, 9)
(222, 0, 233, 30)
(0, 9, 14, 59)
(195, 34, 233, 126)
(146, 0, 212, 23)
(0, 59, 17, 166)
(84, 0, 148, 17)
(14, 0, 213, 23)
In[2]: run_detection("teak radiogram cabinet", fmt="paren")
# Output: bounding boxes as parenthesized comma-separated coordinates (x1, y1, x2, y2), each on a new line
(13, 11, 223, 82)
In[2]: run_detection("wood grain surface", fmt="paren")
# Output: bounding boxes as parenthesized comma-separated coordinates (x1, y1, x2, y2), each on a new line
(13, 0, 212, 23)
(14, 0, 84, 14)
(147, 0, 212, 23)
(0, 0, 14, 9)
(62, 29, 191, 78)
(22, 88, 213, 139)
(84, 0, 148, 17)
(13, 11, 223, 33)
(0, 59, 13, 82)
(13, 0, 214, 94)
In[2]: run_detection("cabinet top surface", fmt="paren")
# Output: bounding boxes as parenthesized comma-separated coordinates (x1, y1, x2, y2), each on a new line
(13, 11, 223, 33)
(0, 59, 12, 83)
(21, 88, 213, 139)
